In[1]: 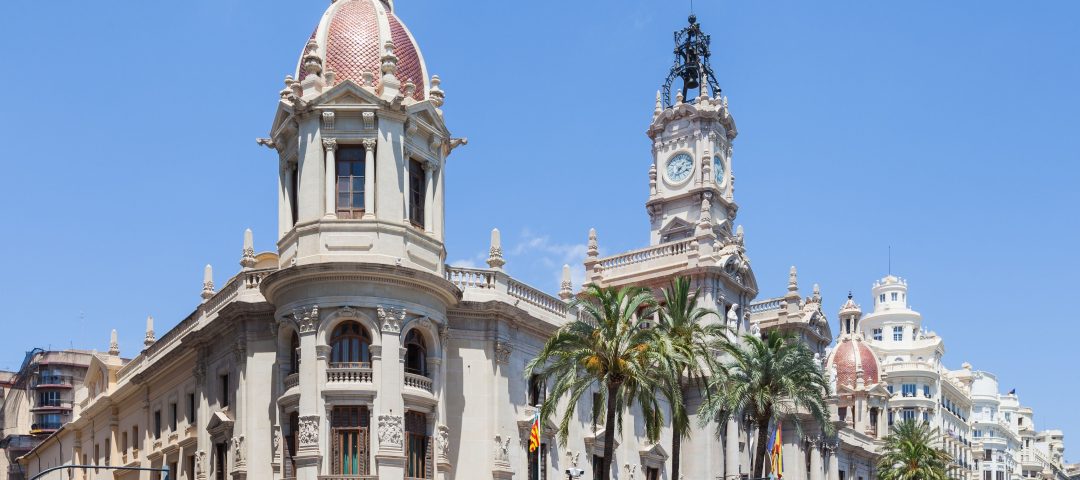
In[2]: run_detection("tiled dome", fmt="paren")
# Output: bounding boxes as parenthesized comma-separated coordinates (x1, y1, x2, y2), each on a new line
(829, 338, 879, 389)
(298, 0, 428, 101)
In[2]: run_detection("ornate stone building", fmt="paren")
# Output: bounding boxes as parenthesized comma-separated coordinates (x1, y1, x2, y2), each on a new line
(14, 3, 1072, 480)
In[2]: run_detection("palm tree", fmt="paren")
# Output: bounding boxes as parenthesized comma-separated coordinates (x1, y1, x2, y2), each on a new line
(699, 330, 832, 479)
(654, 276, 728, 480)
(877, 420, 953, 480)
(525, 284, 670, 480)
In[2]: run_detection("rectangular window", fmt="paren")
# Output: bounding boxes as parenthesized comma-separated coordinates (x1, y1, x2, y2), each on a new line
(105, 438, 111, 466)
(171, 402, 178, 431)
(891, 292, 898, 301)
(879, 294, 885, 303)
(645, 467, 660, 480)
(528, 375, 546, 407)
(221, 374, 230, 408)
(902, 384, 916, 397)
(154, 410, 162, 439)
(331, 406, 370, 476)
(872, 328, 882, 341)
(839, 471, 846, 480)
(133, 426, 139, 451)
(122, 431, 129, 453)
(95, 444, 100, 471)
(997, 472, 1004, 480)
(188, 455, 196, 480)
(902, 408, 916, 421)
(893, 326, 903, 341)
(984, 449, 992, 461)
(290, 165, 299, 226)
(216, 443, 228, 480)
(188, 393, 196, 422)
(405, 411, 431, 479)
(527, 442, 548, 480)
(335, 146, 367, 219)
(38, 390, 62, 407)
(922, 411, 929, 422)
(984, 471, 992, 480)
(887, 384, 894, 394)
(168, 461, 177, 480)
(924, 385, 931, 397)
(593, 455, 605, 480)
(408, 159, 426, 228)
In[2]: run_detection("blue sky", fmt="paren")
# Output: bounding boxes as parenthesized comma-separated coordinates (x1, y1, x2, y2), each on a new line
(1, 0, 1077, 456)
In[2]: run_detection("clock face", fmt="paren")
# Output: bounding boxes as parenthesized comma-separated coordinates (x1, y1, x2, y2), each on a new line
(665, 153, 694, 183)
(713, 155, 725, 183)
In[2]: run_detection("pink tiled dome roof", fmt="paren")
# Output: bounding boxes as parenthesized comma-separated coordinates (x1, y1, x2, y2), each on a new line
(829, 338, 879, 389)
(298, 0, 428, 101)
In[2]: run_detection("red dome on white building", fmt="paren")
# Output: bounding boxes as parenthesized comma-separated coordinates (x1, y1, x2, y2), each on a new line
(298, 0, 428, 101)
(828, 294, 881, 389)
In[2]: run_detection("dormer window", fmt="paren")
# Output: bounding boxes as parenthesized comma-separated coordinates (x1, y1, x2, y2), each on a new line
(336, 146, 367, 219)
(408, 159, 426, 228)
(879, 294, 886, 303)
(891, 292, 898, 301)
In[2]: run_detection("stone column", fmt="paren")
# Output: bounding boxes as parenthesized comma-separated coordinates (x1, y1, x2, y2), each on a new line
(422, 162, 435, 233)
(323, 138, 338, 218)
(362, 138, 377, 219)
(827, 444, 840, 480)
(783, 433, 807, 480)
(279, 162, 291, 236)
(294, 306, 322, 480)
(810, 438, 824, 480)
(375, 306, 406, 480)
(726, 417, 741, 480)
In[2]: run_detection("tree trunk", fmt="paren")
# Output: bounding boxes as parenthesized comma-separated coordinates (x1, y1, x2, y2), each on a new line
(671, 429, 682, 480)
(602, 381, 621, 480)
(753, 416, 771, 479)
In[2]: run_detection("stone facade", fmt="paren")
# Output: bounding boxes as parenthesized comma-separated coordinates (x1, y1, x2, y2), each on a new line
(14, 3, 1071, 480)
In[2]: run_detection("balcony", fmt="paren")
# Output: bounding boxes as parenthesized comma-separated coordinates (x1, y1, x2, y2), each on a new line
(327, 363, 373, 384)
(30, 400, 73, 412)
(318, 476, 378, 480)
(284, 372, 299, 390)
(403, 372, 433, 393)
(32, 375, 74, 388)
(30, 422, 63, 434)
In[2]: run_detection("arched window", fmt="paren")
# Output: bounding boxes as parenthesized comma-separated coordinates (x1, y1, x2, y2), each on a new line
(331, 322, 372, 366)
(289, 333, 301, 374)
(404, 330, 427, 377)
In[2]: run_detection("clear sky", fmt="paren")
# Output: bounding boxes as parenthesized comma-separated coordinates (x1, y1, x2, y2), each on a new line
(1, 0, 1077, 458)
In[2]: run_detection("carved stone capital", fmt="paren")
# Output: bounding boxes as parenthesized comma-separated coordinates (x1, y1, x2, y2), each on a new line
(362, 138, 377, 149)
(377, 305, 404, 334)
(494, 340, 512, 364)
(322, 137, 338, 151)
(294, 306, 320, 334)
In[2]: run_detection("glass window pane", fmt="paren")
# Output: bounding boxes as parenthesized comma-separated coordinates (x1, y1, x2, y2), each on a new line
(353, 193, 364, 209)
(338, 178, 350, 192)
(352, 177, 364, 192)
(353, 161, 365, 176)
(338, 193, 351, 208)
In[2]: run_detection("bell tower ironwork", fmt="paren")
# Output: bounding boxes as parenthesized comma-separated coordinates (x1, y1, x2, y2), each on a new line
(662, 14, 722, 107)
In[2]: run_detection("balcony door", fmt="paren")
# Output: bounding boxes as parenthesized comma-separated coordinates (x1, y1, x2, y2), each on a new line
(332, 406, 370, 476)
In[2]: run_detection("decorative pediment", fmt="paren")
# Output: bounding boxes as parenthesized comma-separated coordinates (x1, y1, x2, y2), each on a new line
(312, 80, 383, 107)
(639, 443, 669, 468)
(406, 102, 449, 135)
(659, 217, 693, 236)
(206, 410, 235, 441)
(516, 408, 558, 446)
(583, 427, 620, 456)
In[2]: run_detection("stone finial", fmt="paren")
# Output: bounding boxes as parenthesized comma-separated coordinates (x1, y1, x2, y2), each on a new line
(653, 90, 663, 118)
(699, 70, 710, 102)
(486, 228, 505, 269)
(648, 163, 657, 197)
(324, 67, 336, 87)
(381, 40, 399, 77)
(240, 229, 257, 270)
(586, 228, 599, 258)
(109, 329, 120, 356)
(675, 91, 684, 105)
(559, 264, 573, 301)
(812, 283, 822, 304)
(698, 195, 712, 227)
(280, 75, 296, 99)
(788, 266, 798, 292)
(202, 264, 215, 302)
(362, 71, 375, 88)
(429, 75, 445, 107)
(403, 78, 416, 98)
(144, 315, 156, 349)
(302, 39, 323, 76)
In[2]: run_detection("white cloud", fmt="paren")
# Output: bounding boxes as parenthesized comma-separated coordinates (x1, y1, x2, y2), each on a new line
(508, 229, 589, 292)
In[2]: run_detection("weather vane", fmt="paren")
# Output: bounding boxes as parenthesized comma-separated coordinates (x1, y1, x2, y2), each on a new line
(662, 14, 722, 108)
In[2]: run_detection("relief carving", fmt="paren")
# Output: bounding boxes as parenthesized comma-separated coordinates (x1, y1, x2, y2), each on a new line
(378, 414, 403, 449)
(298, 416, 319, 446)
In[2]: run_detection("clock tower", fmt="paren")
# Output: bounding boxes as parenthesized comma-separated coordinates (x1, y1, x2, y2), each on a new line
(646, 15, 739, 247)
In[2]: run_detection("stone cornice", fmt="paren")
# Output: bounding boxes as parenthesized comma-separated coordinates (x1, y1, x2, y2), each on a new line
(261, 262, 461, 308)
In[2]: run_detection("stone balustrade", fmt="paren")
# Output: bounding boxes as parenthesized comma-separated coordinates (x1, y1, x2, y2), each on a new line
(508, 279, 568, 315)
(318, 476, 378, 480)
(284, 372, 300, 390)
(327, 363, 373, 384)
(404, 372, 433, 393)
(445, 266, 495, 289)
(597, 238, 692, 270)
(749, 298, 783, 313)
